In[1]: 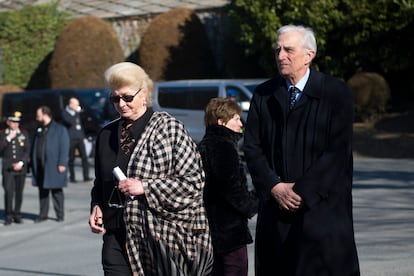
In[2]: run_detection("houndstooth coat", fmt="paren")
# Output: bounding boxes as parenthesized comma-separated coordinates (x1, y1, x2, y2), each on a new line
(124, 111, 213, 275)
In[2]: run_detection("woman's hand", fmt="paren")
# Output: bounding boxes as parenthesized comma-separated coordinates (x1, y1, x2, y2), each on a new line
(89, 205, 105, 234)
(118, 178, 144, 197)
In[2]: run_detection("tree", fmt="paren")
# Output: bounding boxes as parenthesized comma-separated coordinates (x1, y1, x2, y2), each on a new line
(227, 0, 414, 103)
(328, 0, 414, 107)
(227, 0, 343, 75)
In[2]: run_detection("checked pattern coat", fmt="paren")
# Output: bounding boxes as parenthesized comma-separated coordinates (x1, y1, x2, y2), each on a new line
(124, 112, 213, 275)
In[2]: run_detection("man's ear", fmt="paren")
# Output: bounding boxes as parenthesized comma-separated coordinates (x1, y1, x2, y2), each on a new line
(305, 49, 316, 65)
(217, 119, 224, 126)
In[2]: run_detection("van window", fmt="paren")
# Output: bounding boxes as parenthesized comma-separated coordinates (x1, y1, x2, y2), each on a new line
(226, 85, 251, 112)
(158, 86, 218, 110)
(225, 85, 250, 102)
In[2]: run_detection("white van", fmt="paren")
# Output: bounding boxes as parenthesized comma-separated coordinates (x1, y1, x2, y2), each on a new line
(152, 79, 264, 142)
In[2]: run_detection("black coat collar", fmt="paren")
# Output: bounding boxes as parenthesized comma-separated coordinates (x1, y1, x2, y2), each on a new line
(205, 125, 242, 143)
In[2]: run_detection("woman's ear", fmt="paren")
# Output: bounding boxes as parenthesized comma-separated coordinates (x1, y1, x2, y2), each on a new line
(217, 119, 225, 126)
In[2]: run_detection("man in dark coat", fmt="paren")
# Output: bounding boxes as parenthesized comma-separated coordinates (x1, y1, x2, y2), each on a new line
(244, 25, 360, 275)
(31, 106, 70, 223)
(61, 97, 91, 182)
(0, 111, 30, 225)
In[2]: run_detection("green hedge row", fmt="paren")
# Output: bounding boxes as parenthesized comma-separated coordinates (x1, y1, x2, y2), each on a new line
(0, 3, 70, 88)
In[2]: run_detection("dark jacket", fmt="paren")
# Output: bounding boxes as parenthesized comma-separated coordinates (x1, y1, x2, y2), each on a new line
(31, 120, 70, 189)
(61, 108, 85, 140)
(90, 117, 124, 230)
(198, 125, 258, 254)
(0, 128, 30, 173)
(244, 69, 360, 275)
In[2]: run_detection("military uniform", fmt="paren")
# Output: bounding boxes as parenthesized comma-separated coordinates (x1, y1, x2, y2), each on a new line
(0, 112, 30, 225)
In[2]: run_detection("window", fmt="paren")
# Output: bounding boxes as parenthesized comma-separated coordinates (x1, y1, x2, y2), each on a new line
(158, 86, 218, 110)
(225, 86, 250, 102)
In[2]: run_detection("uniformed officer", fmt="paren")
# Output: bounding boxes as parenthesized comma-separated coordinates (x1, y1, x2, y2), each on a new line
(0, 111, 30, 225)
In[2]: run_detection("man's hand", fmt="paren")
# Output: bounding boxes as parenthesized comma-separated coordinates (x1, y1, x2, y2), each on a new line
(271, 182, 302, 211)
(11, 162, 23, 171)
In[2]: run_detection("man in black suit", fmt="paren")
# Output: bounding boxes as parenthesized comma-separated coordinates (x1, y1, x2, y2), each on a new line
(61, 97, 91, 182)
(244, 25, 360, 275)
(0, 111, 30, 225)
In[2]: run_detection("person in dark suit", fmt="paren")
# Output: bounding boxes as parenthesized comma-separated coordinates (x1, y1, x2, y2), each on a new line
(244, 25, 360, 275)
(198, 97, 258, 276)
(89, 62, 212, 275)
(61, 97, 91, 182)
(0, 112, 30, 225)
(31, 106, 70, 223)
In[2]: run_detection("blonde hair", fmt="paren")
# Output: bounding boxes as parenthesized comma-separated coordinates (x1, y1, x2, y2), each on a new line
(104, 62, 154, 106)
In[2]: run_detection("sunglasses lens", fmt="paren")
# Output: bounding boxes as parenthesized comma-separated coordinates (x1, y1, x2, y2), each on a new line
(109, 95, 135, 103)
(110, 89, 140, 103)
(123, 95, 134, 102)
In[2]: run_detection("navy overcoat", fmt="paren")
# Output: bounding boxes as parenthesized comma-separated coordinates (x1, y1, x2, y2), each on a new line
(244, 69, 360, 275)
(31, 120, 70, 189)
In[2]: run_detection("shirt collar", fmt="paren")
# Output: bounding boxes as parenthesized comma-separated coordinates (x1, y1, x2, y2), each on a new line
(286, 68, 310, 92)
(65, 106, 76, 116)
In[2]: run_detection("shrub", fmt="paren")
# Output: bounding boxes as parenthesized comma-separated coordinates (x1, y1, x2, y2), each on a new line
(138, 8, 216, 81)
(347, 72, 391, 122)
(0, 85, 23, 118)
(49, 16, 124, 89)
(0, 3, 69, 88)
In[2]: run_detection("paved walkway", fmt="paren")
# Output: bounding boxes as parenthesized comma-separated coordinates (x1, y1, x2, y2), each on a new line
(0, 157, 413, 275)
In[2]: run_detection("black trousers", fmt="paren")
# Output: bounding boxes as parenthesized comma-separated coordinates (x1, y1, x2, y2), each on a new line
(2, 171, 26, 219)
(212, 246, 249, 276)
(102, 229, 132, 276)
(38, 186, 64, 220)
(69, 138, 90, 181)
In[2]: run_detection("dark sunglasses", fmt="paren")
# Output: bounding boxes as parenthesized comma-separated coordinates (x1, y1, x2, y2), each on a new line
(109, 88, 142, 103)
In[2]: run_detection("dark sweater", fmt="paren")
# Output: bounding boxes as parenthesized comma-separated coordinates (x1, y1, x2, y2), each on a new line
(198, 125, 258, 253)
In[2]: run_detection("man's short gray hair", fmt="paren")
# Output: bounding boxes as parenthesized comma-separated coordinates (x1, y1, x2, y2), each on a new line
(277, 25, 317, 54)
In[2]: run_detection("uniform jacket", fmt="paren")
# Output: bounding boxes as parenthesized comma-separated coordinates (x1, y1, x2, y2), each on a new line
(198, 125, 258, 254)
(244, 69, 360, 275)
(0, 128, 30, 173)
(31, 120, 70, 189)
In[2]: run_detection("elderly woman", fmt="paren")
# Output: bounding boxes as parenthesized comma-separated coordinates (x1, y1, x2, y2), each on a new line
(89, 62, 213, 275)
(198, 98, 258, 276)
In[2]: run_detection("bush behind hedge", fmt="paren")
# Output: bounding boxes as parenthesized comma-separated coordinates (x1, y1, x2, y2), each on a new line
(49, 16, 124, 89)
(348, 72, 391, 122)
(0, 85, 23, 119)
(138, 8, 216, 81)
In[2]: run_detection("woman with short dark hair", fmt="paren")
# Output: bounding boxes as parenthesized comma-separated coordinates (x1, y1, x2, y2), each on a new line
(198, 97, 258, 276)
